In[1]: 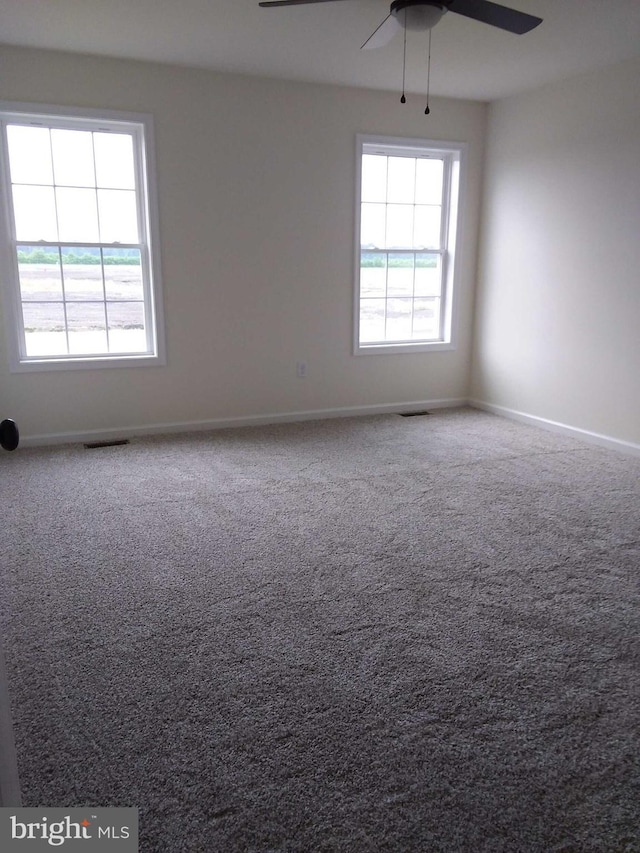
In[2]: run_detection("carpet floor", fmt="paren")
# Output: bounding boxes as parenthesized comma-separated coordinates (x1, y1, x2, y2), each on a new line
(1, 408, 639, 851)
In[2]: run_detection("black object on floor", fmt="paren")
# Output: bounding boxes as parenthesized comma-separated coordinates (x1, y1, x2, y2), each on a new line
(0, 419, 19, 451)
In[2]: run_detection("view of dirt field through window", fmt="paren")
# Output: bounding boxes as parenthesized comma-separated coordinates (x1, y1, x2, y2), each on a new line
(2, 117, 156, 361)
(359, 150, 446, 345)
(18, 249, 146, 355)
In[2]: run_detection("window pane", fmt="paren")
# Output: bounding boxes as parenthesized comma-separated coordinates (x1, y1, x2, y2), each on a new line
(385, 204, 414, 249)
(415, 158, 443, 205)
(18, 246, 63, 302)
(361, 155, 387, 203)
(104, 249, 143, 300)
(386, 298, 413, 340)
(22, 302, 67, 357)
(109, 328, 147, 354)
(387, 157, 415, 204)
(107, 302, 146, 353)
(7, 126, 54, 185)
(61, 248, 104, 301)
(12, 186, 58, 241)
(360, 253, 386, 298)
(413, 297, 440, 339)
(359, 298, 386, 343)
(413, 205, 442, 249)
(51, 129, 95, 187)
(361, 203, 386, 249)
(56, 187, 99, 242)
(98, 189, 138, 243)
(415, 254, 441, 297)
(22, 302, 65, 334)
(387, 253, 414, 296)
(94, 133, 135, 190)
(66, 303, 107, 354)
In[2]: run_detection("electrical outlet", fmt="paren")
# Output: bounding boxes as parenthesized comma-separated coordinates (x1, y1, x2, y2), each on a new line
(296, 361, 308, 378)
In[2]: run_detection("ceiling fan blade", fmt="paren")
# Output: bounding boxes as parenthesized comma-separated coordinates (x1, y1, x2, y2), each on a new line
(448, 0, 542, 34)
(259, 0, 353, 7)
(361, 14, 402, 50)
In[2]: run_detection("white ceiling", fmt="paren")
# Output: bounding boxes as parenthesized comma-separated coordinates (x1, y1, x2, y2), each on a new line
(1, 0, 640, 101)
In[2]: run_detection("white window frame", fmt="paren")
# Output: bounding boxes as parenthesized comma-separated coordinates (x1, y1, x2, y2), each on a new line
(0, 101, 166, 372)
(354, 134, 466, 355)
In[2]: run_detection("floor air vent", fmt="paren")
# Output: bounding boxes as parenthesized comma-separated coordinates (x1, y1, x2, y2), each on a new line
(84, 439, 130, 449)
(398, 411, 430, 418)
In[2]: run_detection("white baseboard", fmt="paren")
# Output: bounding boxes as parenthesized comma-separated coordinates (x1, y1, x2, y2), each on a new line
(18, 398, 640, 455)
(20, 398, 468, 448)
(469, 399, 640, 458)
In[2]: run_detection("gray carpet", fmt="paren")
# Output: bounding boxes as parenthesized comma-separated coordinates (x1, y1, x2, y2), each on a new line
(0, 408, 639, 852)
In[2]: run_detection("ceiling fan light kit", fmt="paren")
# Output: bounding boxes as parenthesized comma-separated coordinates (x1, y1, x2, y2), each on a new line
(259, 0, 543, 113)
(391, 1, 447, 32)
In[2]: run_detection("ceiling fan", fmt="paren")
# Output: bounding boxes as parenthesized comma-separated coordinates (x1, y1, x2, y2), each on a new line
(259, 0, 542, 113)
(258, 1, 543, 48)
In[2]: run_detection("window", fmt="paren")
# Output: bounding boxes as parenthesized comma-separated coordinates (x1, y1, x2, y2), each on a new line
(354, 135, 465, 354)
(0, 103, 165, 371)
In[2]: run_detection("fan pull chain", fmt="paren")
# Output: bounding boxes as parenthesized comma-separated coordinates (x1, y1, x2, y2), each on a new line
(400, 10, 407, 103)
(424, 28, 432, 115)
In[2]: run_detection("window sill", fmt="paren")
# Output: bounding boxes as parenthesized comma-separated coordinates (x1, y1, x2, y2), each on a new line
(354, 341, 456, 356)
(10, 352, 166, 373)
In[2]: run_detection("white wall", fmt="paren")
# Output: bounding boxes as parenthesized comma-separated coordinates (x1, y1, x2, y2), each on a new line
(472, 57, 640, 446)
(0, 46, 485, 443)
